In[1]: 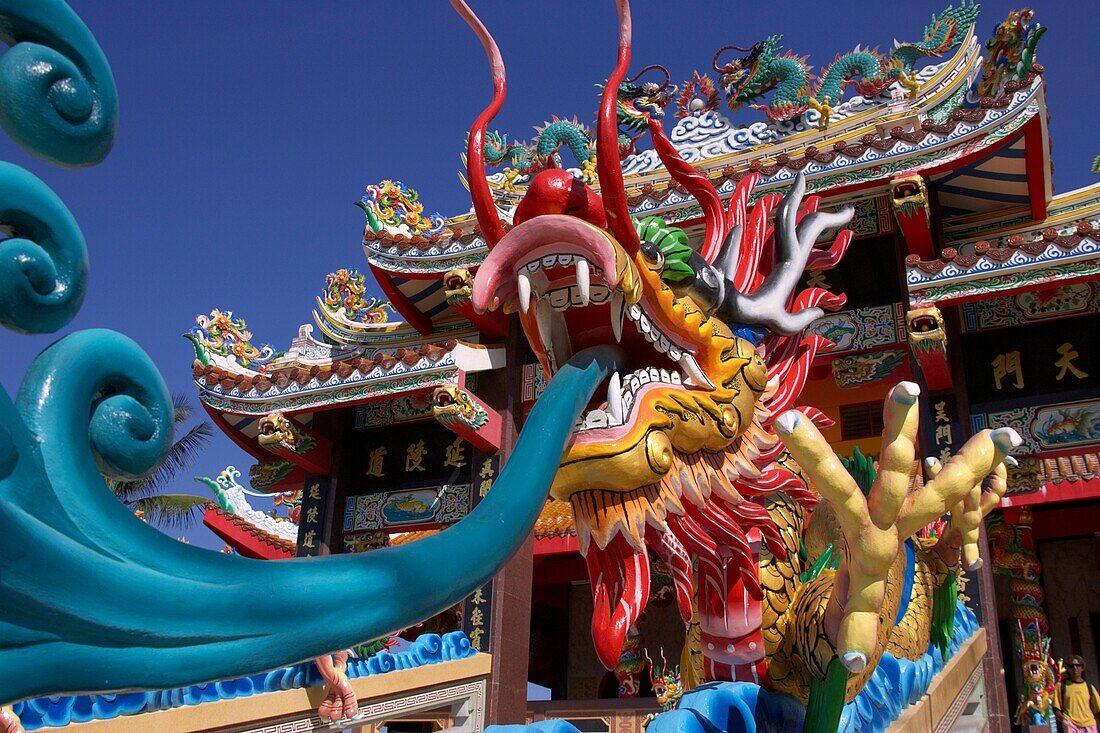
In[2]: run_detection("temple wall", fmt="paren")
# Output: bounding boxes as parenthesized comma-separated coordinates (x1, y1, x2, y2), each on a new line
(1039, 537, 1100, 673)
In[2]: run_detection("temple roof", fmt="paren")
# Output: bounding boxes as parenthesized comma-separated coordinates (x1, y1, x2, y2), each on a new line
(907, 183, 1100, 306)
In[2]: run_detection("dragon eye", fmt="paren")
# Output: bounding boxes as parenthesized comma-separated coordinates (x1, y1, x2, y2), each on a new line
(640, 241, 665, 271)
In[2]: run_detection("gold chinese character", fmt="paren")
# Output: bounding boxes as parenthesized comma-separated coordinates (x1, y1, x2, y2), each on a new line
(308, 484, 322, 501)
(302, 529, 316, 549)
(480, 460, 496, 479)
(469, 628, 484, 650)
(939, 447, 952, 463)
(470, 607, 484, 627)
(472, 587, 486, 604)
(479, 478, 493, 497)
(806, 270, 829, 289)
(444, 436, 468, 468)
(1055, 342, 1089, 381)
(934, 401, 949, 423)
(935, 424, 953, 446)
(365, 446, 387, 477)
(992, 351, 1024, 390)
(305, 506, 319, 524)
(406, 440, 427, 472)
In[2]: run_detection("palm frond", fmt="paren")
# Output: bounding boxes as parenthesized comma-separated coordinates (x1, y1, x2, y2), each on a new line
(127, 493, 208, 530)
(111, 420, 214, 501)
(172, 392, 197, 425)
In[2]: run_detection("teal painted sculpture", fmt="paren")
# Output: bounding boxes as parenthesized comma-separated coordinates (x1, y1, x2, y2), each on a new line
(0, 0, 627, 717)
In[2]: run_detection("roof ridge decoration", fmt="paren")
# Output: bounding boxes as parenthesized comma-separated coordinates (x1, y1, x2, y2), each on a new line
(711, 2, 979, 126)
(186, 308, 277, 370)
(975, 8, 1046, 102)
(197, 466, 300, 544)
(357, 180, 449, 241)
(321, 269, 394, 325)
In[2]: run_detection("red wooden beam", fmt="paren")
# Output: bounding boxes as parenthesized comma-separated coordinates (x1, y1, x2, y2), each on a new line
(1030, 500, 1100, 541)
(1023, 116, 1050, 221)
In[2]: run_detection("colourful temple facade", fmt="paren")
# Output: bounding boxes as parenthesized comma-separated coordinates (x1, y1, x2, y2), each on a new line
(6, 3, 1097, 733)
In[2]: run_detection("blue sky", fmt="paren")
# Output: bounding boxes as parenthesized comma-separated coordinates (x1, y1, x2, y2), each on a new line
(2, 1, 1097, 547)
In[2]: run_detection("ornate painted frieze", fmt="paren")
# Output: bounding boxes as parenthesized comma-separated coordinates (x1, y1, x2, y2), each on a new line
(907, 220, 1100, 305)
(961, 283, 1100, 331)
(973, 397, 1100, 454)
(354, 394, 435, 429)
(805, 303, 906, 356)
(831, 349, 907, 389)
(344, 484, 472, 533)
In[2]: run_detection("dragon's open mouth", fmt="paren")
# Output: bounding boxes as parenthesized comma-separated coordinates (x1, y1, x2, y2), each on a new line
(473, 214, 717, 437)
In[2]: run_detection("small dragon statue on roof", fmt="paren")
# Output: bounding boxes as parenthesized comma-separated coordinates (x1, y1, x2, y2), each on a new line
(714, 2, 980, 126)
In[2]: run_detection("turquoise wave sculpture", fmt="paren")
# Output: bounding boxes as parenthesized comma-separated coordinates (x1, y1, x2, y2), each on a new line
(14, 631, 476, 730)
(0, 0, 118, 166)
(0, 0, 626, 709)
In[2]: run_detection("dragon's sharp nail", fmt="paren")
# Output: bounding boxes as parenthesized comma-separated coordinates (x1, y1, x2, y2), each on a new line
(893, 381, 920, 404)
(773, 411, 801, 436)
(841, 652, 867, 673)
(991, 427, 1023, 451)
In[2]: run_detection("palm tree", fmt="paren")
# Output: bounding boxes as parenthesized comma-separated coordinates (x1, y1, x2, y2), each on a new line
(108, 393, 214, 530)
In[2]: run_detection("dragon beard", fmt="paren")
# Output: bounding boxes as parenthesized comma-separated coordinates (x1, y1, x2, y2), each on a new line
(572, 324, 835, 675)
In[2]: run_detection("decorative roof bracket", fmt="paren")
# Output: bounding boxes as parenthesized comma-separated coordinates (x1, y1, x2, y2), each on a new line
(890, 174, 937, 261)
(256, 412, 333, 476)
(431, 384, 502, 452)
(906, 306, 953, 390)
(444, 268, 509, 338)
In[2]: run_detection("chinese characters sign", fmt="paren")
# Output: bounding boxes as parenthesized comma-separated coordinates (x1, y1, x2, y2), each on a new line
(462, 581, 493, 652)
(296, 476, 328, 557)
(962, 314, 1099, 405)
(347, 421, 473, 493)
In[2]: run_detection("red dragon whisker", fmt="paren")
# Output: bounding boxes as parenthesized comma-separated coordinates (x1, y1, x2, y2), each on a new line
(451, 0, 507, 248)
(596, 0, 642, 254)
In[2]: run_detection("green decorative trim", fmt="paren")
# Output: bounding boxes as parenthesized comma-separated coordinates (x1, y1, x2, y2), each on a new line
(911, 259, 1100, 305)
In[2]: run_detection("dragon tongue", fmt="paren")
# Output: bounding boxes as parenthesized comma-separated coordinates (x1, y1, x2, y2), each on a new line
(586, 534, 651, 670)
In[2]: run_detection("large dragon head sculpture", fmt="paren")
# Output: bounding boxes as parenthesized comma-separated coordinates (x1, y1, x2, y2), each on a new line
(456, 0, 854, 673)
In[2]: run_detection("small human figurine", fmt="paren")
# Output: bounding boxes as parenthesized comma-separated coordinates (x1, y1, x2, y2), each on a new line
(1054, 655, 1100, 733)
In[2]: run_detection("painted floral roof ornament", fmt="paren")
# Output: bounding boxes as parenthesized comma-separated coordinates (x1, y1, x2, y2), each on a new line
(357, 180, 447, 240)
(975, 7, 1046, 100)
(186, 308, 276, 369)
(322, 268, 393, 324)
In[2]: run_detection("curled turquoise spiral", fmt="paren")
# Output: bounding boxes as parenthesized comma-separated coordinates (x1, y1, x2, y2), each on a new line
(18, 329, 174, 484)
(0, 162, 88, 334)
(0, 0, 118, 167)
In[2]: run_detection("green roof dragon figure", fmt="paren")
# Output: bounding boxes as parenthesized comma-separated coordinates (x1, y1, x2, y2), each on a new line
(714, 2, 980, 126)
